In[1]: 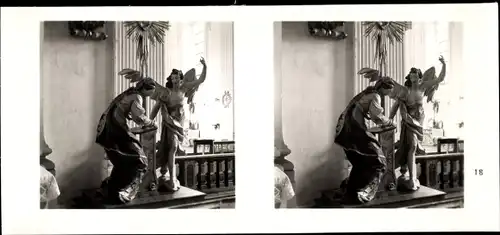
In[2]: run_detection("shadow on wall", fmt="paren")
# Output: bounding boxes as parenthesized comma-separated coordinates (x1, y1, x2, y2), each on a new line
(280, 22, 355, 207)
(41, 21, 115, 204)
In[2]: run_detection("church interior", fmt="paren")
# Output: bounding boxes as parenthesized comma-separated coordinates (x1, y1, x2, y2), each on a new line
(274, 21, 464, 208)
(40, 21, 235, 209)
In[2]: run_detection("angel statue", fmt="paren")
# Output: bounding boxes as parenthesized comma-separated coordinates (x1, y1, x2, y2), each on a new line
(116, 57, 207, 193)
(358, 55, 447, 192)
(95, 78, 157, 204)
(334, 77, 397, 204)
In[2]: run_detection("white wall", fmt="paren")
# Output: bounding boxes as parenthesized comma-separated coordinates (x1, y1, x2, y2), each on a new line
(205, 22, 235, 140)
(280, 22, 355, 206)
(41, 22, 115, 202)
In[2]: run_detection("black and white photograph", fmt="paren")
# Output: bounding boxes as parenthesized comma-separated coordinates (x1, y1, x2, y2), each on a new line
(274, 21, 465, 208)
(1, 4, 499, 234)
(40, 21, 235, 209)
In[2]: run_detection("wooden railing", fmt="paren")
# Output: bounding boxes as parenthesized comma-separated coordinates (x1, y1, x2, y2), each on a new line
(416, 153, 464, 192)
(175, 153, 235, 194)
(416, 138, 464, 193)
(134, 127, 236, 195)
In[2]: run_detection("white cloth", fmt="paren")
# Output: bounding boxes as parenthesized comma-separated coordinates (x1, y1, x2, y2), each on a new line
(40, 166, 60, 203)
(274, 165, 295, 205)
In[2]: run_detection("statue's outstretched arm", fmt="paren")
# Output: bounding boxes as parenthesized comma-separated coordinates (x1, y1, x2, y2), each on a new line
(389, 100, 400, 120)
(150, 102, 161, 120)
(421, 56, 446, 90)
(183, 57, 207, 89)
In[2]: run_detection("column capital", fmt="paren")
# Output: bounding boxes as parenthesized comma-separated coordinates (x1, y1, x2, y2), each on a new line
(274, 143, 291, 159)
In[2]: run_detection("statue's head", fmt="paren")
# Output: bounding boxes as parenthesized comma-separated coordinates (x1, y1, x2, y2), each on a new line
(405, 67, 423, 87)
(166, 69, 184, 88)
(375, 77, 395, 96)
(136, 77, 156, 97)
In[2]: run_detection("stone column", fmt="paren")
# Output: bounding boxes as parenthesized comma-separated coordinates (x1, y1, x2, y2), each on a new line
(40, 21, 59, 209)
(39, 21, 56, 175)
(273, 22, 295, 185)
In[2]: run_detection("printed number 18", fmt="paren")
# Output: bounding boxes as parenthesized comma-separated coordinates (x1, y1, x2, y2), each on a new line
(474, 169, 483, 176)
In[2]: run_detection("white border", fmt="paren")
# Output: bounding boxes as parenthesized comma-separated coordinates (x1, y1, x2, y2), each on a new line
(1, 4, 499, 233)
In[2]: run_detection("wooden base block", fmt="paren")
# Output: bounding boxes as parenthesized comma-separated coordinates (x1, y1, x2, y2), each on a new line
(316, 186, 447, 208)
(105, 186, 206, 209)
(75, 186, 207, 209)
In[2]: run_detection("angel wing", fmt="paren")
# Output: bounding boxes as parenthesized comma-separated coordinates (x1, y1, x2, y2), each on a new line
(421, 66, 439, 103)
(183, 68, 200, 104)
(358, 67, 408, 101)
(118, 68, 170, 102)
(118, 68, 143, 83)
(358, 67, 381, 82)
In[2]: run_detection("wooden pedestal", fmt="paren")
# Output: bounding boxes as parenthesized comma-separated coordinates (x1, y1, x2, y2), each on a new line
(131, 127, 158, 193)
(315, 186, 447, 208)
(377, 129, 396, 192)
(105, 186, 206, 209)
(76, 186, 209, 209)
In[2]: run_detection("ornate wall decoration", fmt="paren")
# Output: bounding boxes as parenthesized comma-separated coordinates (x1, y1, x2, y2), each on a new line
(123, 21, 171, 74)
(307, 22, 348, 40)
(68, 21, 108, 41)
(362, 22, 411, 77)
(222, 90, 232, 108)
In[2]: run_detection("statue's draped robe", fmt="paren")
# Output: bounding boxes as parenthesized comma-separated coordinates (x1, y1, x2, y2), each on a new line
(96, 88, 152, 203)
(155, 100, 186, 175)
(394, 99, 425, 168)
(334, 88, 391, 203)
(153, 68, 201, 174)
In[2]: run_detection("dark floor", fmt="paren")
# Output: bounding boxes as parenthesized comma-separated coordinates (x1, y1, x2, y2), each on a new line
(220, 202, 235, 208)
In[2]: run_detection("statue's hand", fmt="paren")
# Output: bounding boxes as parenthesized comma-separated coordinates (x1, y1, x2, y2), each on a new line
(438, 55, 446, 64)
(386, 119, 396, 128)
(200, 56, 206, 66)
(143, 122, 155, 129)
